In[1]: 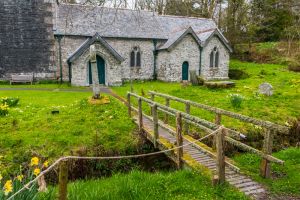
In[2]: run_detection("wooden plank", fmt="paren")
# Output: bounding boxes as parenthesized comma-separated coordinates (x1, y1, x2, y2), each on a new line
(260, 129, 274, 178)
(176, 112, 183, 169)
(184, 102, 190, 134)
(138, 98, 143, 133)
(216, 128, 226, 184)
(58, 160, 68, 200)
(240, 185, 262, 192)
(152, 103, 158, 148)
(164, 98, 170, 124)
(235, 181, 258, 188)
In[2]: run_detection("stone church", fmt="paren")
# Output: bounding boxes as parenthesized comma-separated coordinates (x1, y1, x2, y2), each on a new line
(0, 1, 232, 86)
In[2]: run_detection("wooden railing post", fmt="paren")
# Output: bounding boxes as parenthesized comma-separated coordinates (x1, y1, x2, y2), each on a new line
(138, 97, 143, 133)
(127, 93, 131, 117)
(213, 114, 222, 150)
(176, 112, 183, 169)
(58, 160, 68, 200)
(164, 98, 170, 124)
(150, 93, 155, 115)
(152, 103, 158, 148)
(260, 129, 274, 178)
(216, 127, 226, 184)
(184, 101, 190, 134)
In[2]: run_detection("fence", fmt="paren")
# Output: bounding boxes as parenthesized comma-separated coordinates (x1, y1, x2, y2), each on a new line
(127, 92, 285, 180)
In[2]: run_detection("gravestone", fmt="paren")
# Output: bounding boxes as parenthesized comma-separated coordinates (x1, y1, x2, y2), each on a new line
(259, 83, 273, 96)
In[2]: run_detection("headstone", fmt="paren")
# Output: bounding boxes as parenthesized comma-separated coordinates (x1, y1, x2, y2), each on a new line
(259, 83, 273, 96)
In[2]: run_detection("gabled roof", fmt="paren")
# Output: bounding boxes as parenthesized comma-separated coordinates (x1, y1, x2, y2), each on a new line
(157, 27, 201, 50)
(67, 33, 124, 63)
(157, 27, 232, 52)
(200, 29, 233, 52)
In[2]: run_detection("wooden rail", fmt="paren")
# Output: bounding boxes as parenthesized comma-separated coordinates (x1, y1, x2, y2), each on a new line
(148, 91, 288, 178)
(127, 92, 285, 181)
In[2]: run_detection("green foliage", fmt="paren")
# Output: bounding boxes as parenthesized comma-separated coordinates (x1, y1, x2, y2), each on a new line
(0, 90, 137, 175)
(233, 148, 300, 195)
(229, 94, 244, 108)
(0, 103, 9, 116)
(228, 69, 249, 80)
(38, 170, 248, 200)
(1, 97, 19, 107)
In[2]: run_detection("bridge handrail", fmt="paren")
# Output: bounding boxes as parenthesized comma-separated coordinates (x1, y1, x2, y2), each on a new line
(127, 92, 284, 165)
(148, 91, 289, 133)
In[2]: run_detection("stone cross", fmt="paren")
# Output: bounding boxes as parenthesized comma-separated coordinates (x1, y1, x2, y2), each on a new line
(259, 82, 273, 96)
(90, 44, 100, 99)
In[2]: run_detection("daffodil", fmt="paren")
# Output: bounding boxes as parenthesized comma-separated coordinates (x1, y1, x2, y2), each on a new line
(43, 161, 49, 168)
(30, 157, 39, 166)
(3, 180, 13, 196)
(33, 168, 40, 176)
(0, 174, 2, 181)
(17, 175, 23, 182)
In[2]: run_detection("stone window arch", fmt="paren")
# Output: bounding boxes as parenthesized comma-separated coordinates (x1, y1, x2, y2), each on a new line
(209, 47, 219, 68)
(130, 46, 141, 67)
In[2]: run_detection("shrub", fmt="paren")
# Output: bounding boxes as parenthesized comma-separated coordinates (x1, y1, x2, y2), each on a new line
(0, 157, 49, 199)
(229, 94, 244, 108)
(1, 97, 19, 107)
(228, 69, 249, 80)
(0, 103, 9, 116)
(288, 61, 300, 72)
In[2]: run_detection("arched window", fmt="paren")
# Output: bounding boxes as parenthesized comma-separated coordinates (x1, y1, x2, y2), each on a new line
(130, 47, 141, 67)
(209, 47, 219, 68)
(130, 51, 135, 67)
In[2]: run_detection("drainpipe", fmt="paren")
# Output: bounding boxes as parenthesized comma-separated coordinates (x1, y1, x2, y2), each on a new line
(68, 62, 72, 83)
(57, 36, 63, 84)
(199, 46, 203, 76)
(153, 39, 157, 80)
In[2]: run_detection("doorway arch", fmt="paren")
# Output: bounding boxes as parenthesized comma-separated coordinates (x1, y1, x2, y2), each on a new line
(182, 61, 189, 81)
(88, 55, 106, 85)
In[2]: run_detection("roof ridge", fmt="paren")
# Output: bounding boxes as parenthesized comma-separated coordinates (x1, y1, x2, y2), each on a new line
(159, 14, 213, 20)
(59, 3, 158, 14)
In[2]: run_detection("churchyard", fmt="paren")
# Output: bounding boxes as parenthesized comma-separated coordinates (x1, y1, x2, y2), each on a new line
(0, 59, 299, 199)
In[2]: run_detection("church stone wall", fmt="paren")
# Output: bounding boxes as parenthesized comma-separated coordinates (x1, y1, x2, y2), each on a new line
(201, 36, 229, 80)
(66, 37, 155, 86)
(0, 0, 55, 80)
(156, 34, 201, 82)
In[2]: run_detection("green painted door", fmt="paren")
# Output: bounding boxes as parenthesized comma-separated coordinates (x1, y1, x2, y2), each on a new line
(88, 56, 105, 84)
(182, 61, 189, 80)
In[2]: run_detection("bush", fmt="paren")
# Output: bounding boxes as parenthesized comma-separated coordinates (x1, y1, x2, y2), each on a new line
(228, 69, 249, 80)
(0, 103, 9, 116)
(229, 94, 244, 108)
(1, 97, 19, 107)
(288, 61, 300, 72)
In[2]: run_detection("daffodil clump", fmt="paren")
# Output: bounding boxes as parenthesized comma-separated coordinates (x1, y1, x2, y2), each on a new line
(0, 97, 19, 116)
(0, 156, 49, 199)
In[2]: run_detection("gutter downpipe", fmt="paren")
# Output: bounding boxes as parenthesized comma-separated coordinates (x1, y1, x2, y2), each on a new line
(199, 46, 203, 76)
(153, 39, 158, 80)
(57, 36, 63, 84)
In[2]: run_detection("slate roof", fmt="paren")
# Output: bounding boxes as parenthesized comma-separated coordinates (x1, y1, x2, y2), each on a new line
(55, 4, 231, 52)
(67, 33, 124, 63)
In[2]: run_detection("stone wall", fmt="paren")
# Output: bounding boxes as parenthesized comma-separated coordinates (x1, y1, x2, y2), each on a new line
(156, 34, 201, 82)
(64, 37, 155, 86)
(201, 36, 230, 80)
(0, 0, 55, 80)
(71, 42, 122, 86)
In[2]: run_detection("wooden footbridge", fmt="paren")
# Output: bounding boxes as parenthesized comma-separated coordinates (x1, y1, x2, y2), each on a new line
(127, 91, 289, 199)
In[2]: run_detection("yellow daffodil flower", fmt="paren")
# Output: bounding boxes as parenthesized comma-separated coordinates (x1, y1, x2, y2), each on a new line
(17, 175, 23, 182)
(33, 168, 41, 176)
(4, 180, 13, 196)
(0, 174, 2, 181)
(30, 157, 39, 166)
(43, 161, 49, 168)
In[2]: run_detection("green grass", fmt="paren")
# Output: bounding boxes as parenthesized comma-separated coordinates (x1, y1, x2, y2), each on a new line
(233, 147, 300, 196)
(0, 90, 137, 175)
(0, 83, 88, 89)
(112, 60, 300, 128)
(38, 170, 249, 200)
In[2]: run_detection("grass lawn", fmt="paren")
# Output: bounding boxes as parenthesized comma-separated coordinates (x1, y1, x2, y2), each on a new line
(0, 90, 137, 175)
(233, 147, 300, 197)
(38, 170, 248, 200)
(112, 60, 300, 129)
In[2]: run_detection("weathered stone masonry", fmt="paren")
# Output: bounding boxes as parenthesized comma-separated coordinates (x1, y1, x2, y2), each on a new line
(0, 0, 55, 79)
